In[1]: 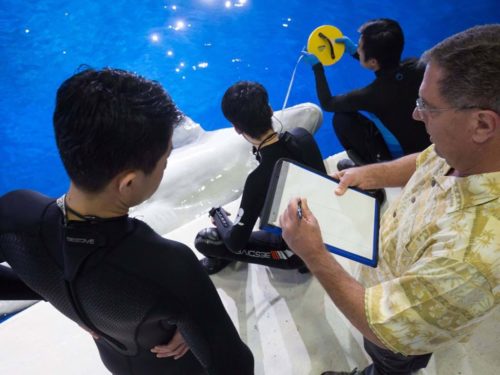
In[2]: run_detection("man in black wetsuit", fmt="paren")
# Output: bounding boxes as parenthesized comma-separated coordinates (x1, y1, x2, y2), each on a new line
(303, 18, 431, 168)
(195, 81, 326, 274)
(0, 68, 254, 374)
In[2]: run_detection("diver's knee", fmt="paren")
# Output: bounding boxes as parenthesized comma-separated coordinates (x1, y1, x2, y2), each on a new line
(195, 228, 223, 254)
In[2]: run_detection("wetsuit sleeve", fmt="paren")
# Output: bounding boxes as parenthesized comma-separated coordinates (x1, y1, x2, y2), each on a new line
(312, 63, 377, 113)
(146, 238, 254, 374)
(0, 191, 45, 300)
(213, 175, 263, 252)
(0, 264, 43, 300)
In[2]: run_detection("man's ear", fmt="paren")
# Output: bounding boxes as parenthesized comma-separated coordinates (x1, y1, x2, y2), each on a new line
(117, 171, 138, 195)
(472, 109, 499, 143)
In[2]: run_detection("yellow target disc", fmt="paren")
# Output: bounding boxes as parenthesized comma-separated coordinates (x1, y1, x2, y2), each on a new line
(307, 25, 345, 66)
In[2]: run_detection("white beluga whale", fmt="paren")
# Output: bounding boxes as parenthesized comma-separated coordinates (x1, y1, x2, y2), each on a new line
(130, 102, 323, 235)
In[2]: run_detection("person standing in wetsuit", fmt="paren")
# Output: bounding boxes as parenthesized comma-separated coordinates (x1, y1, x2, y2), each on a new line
(196, 81, 326, 274)
(302, 18, 431, 169)
(0, 68, 254, 375)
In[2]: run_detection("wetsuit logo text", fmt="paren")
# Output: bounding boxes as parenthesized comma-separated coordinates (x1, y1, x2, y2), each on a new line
(235, 249, 271, 259)
(66, 236, 96, 245)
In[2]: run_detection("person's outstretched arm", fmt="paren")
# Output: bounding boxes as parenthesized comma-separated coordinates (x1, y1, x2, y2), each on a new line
(309, 63, 378, 113)
(331, 153, 418, 195)
(0, 264, 43, 300)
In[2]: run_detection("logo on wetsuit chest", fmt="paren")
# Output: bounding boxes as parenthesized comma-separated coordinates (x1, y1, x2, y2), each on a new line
(66, 236, 96, 245)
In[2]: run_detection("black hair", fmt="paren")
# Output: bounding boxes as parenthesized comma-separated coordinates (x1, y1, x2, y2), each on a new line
(359, 18, 404, 69)
(53, 67, 182, 192)
(221, 81, 273, 139)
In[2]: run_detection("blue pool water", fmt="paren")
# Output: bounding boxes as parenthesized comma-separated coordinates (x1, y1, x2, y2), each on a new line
(0, 0, 498, 197)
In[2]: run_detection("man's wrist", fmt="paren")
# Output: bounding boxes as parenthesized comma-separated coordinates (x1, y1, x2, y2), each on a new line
(301, 243, 335, 270)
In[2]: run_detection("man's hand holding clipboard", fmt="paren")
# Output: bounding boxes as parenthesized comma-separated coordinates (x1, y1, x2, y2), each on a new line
(260, 159, 379, 267)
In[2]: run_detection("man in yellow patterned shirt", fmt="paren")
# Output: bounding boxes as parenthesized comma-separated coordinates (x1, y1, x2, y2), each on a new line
(280, 24, 500, 375)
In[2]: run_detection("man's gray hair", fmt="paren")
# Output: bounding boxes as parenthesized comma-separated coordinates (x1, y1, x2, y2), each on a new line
(421, 24, 500, 113)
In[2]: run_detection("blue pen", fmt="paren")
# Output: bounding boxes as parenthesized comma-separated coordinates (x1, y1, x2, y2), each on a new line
(297, 199, 303, 220)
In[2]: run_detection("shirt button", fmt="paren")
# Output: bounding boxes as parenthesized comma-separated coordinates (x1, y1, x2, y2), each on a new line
(411, 197, 416, 203)
(393, 211, 397, 218)
(431, 178, 436, 187)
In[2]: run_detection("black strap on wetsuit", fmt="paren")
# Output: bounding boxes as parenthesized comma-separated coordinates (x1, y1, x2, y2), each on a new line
(56, 195, 129, 352)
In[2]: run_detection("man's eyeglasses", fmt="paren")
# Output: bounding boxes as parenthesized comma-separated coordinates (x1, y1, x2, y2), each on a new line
(415, 97, 459, 115)
(415, 97, 477, 116)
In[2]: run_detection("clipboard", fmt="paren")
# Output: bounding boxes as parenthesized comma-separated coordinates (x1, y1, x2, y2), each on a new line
(260, 159, 379, 267)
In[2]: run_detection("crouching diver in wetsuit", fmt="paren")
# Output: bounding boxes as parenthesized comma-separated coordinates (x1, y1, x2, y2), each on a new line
(0, 68, 254, 374)
(196, 81, 326, 275)
(302, 19, 431, 170)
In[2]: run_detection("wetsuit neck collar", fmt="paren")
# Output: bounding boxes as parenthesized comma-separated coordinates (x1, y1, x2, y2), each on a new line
(57, 194, 127, 225)
(252, 131, 278, 162)
(375, 63, 401, 78)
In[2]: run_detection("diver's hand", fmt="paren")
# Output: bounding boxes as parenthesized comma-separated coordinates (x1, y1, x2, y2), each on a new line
(208, 207, 230, 225)
(301, 50, 320, 66)
(335, 36, 357, 55)
(151, 329, 190, 359)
